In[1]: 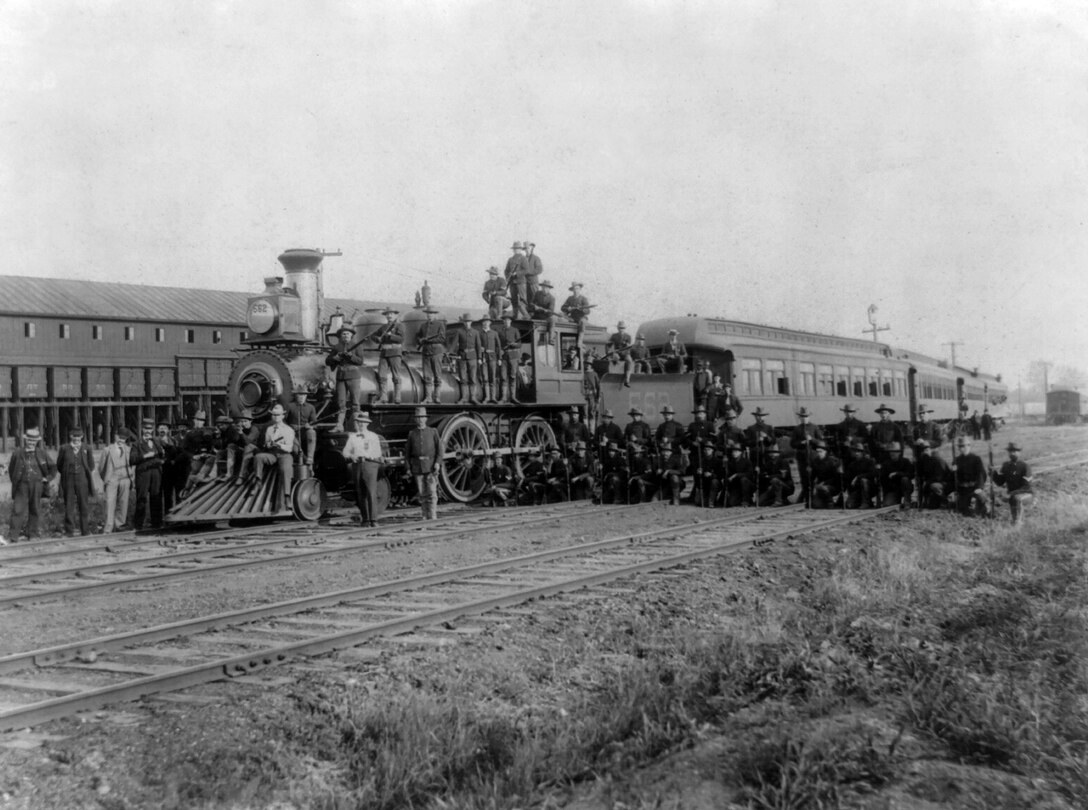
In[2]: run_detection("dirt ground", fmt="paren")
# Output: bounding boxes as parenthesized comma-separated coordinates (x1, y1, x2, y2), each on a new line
(0, 423, 1085, 810)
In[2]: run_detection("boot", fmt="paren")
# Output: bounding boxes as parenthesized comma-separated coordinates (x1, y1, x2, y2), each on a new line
(457, 385, 468, 405)
(431, 384, 441, 404)
(334, 410, 345, 432)
(484, 384, 496, 404)
(376, 383, 386, 404)
(469, 385, 480, 405)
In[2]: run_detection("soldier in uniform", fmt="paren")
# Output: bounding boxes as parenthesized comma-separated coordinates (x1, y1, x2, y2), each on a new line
(449, 313, 483, 404)
(655, 404, 685, 452)
(657, 441, 687, 505)
(517, 448, 548, 505)
(545, 446, 570, 502)
(561, 407, 592, 454)
(980, 409, 995, 441)
(286, 387, 319, 468)
(910, 404, 941, 448)
(869, 404, 903, 463)
(482, 451, 516, 507)
(705, 375, 726, 422)
(325, 326, 365, 431)
(254, 403, 296, 514)
(627, 442, 656, 503)
(724, 441, 755, 507)
(405, 406, 442, 519)
(478, 316, 502, 404)
(560, 282, 592, 336)
(595, 409, 624, 455)
(745, 407, 775, 471)
(497, 313, 523, 404)
(57, 427, 96, 536)
(341, 412, 384, 527)
(843, 439, 878, 509)
(692, 360, 712, 409)
(582, 362, 601, 429)
(482, 267, 508, 322)
(950, 436, 990, 517)
(721, 382, 743, 418)
(915, 438, 951, 509)
(991, 442, 1033, 525)
(624, 407, 653, 450)
(529, 279, 558, 344)
(98, 427, 134, 532)
(416, 306, 448, 404)
(227, 408, 261, 483)
(685, 404, 716, 451)
(756, 445, 794, 507)
(607, 321, 635, 387)
(629, 334, 652, 375)
(8, 427, 56, 541)
(835, 404, 868, 447)
(524, 240, 543, 302)
(503, 241, 529, 319)
(693, 442, 723, 507)
(600, 441, 629, 504)
(790, 407, 823, 505)
(809, 439, 843, 509)
(879, 441, 915, 508)
(716, 409, 746, 454)
(656, 328, 687, 373)
(370, 308, 404, 404)
(568, 442, 596, 501)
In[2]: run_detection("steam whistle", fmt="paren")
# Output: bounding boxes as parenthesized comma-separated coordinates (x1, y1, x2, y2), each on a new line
(421, 280, 432, 307)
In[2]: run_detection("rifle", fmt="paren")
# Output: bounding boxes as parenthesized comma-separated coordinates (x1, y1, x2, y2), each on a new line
(351, 313, 403, 354)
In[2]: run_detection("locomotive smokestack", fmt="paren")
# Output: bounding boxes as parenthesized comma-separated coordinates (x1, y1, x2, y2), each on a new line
(276, 249, 325, 343)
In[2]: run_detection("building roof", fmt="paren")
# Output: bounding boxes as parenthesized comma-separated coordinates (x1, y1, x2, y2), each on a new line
(0, 275, 367, 326)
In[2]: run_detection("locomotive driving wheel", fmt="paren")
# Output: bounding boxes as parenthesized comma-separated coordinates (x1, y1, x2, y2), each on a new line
(291, 477, 327, 521)
(437, 413, 490, 502)
(513, 416, 557, 477)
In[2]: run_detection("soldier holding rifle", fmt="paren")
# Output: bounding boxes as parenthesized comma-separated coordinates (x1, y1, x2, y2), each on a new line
(416, 307, 447, 404)
(325, 325, 365, 431)
(449, 313, 483, 404)
(369, 308, 404, 404)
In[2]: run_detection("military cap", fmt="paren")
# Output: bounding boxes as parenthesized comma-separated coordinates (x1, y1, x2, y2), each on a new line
(414, 406, 428, 418)
(628, 407, 643, 417)
(840, 404, 857, 414)
(569, 281, 583, 290)
(1006, 442, 1022, 452)
(875, 403, 895, 414)
(68, 427, 84, 439)
(511, 241, 524, 250)
(501, 311, 513, 320)
(661, 405, 675, 415)
(215, 414, 232, 425)
(601, 409, 615, 418)
(722, 409, 737, 419)
(23, 427, 41, 440)
(692, 405, 707, 414)
(573, 441, 587, 451)
(336, 325, 356, 336)
(293, 384, 310, 395)
(459, 312, 474, 323)
(751, 407, 769, 417)
(382, 307, 400, 315)
(616, 321, 627, 329)
(423, 306, 440, 314)
(486, 266, 499, 275)
(538, 279, 553, 289)
(141, 417, 155, 428)
(269, 403, 286, 415)
(812, 439, 829, 450)
(796, 407, 812, 418)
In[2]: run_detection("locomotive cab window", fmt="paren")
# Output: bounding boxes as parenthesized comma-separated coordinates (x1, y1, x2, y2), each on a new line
(560, 334, 581, 371)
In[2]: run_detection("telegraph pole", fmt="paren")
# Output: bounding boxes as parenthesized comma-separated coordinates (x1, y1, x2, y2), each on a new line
(942, 340, 963, 370)
(863, 304, 890, 342)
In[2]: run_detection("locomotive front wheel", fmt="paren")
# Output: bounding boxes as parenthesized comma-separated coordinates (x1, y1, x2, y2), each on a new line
(437, 414, 490, 502)
(513, 416, 558, 477)
(291, 477, 327, 521)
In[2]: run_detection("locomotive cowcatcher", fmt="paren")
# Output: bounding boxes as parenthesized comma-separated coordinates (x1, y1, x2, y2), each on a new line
(165, 248, 596, 523)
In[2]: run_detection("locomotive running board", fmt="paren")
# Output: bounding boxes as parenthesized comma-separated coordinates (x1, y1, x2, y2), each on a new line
(163, 474, 292, 524)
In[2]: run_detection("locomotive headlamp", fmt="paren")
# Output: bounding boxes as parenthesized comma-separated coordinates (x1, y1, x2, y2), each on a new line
(247, 299, 277, 334)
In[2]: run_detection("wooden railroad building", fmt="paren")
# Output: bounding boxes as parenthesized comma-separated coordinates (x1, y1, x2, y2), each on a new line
(0, 275, 365, 450)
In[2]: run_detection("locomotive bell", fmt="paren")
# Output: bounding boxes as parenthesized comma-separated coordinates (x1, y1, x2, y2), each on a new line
(277, 248, 326, 343)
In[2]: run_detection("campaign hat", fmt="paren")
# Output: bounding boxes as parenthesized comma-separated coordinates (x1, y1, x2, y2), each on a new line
(574, 441, 587, 451)
(501, 310, 513, 320)
(661, 405, 675, 415)
(569, 281, 583, 290)
(336, 325, 356, 337)
(796, 407, 812, 418)
(414, 406, 428, 418)
(840, 404, 858, 414)
(751, 407, 769, 417)
(601, 409, 615, 418)
(875, 403, 895, 414)
(627, 407, 643, 417)
(423, 306, 440, 314)
(480, 315, 492, 323)
(569, 406, 581, 414)
(491, 450, 504, 459)
(955, 436, 971, 446)
(1006, 442, 1022, 452)
(382, 307, 400, 315)
(511, 241, 524, 250)
(23, 426, 41, 441)
(293, 384, 310, 395)
(607, 441, 621, 451)
(354, 412, 372, 425)
(540, 279, 553, 288)
(693, 405, 707, 414)
(616, 320, 627, 329)
(722, 408, 737, 419)
(917, 404, 932, 414)
(486, 266, 499, 275)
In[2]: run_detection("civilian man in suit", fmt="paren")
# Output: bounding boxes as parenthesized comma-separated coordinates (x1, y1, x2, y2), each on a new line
(57, 427, 96, 536)
(132, 418, 165, 530)
(405, 406, 442, 520)
(8, 427, 56, 541)
(98, 427, 134, 532)
(341, 412, 384, 527)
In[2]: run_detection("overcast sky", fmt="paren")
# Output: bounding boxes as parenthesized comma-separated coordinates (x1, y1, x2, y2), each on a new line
(2, 0, 1085, 386)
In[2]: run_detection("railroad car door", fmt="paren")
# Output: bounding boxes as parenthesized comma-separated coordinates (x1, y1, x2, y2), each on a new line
(908, 367, 918, 422)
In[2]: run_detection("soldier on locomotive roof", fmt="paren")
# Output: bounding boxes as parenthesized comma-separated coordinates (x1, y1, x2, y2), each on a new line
(656, 328, 687, 373)
(524, 240, 543, 302)
(529, 279, 558, 345)
(560, 282, 592, 338)
(607, 321, 635, 387)
(504, 241, 530, 320)
(325, 325, 365, 431)
(370, 307, 404, 405)
(629, 334, 652, 375)
(416, 306, 447, 404)
(482, 266, 508, 322)
(449, 312, 483, 405)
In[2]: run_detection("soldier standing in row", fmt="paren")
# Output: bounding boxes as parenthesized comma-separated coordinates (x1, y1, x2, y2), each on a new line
(478, 316, 502, 404)
(745, 407, 775, 470)
(132, 418, 165, 530)
(836, 404, 868, 446)
(524, 240, 543, 302)
(911, 405, 941, 448)
(416, 306, 447, 404)
(595, 409, 624, 454)
(406, 406, 441, 520)
(371, 308, 404, 404)
(561, 407, 592, 454)
(790, 407, 823, 505)
(992, 442, 1032, 525)
(717, 409, 746, 452)
(624, 407, 653, 449)
(57, 427, 95, 536)
(655, 405, 684, 452)
(498, 313, 522, 404)
(503, 241, 529, 319)
(326, 326, 364, 431)
(450, 313, 482, 404)
(869, 404, 903, 463)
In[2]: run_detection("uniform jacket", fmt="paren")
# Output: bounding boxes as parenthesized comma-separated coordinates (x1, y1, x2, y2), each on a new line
(582, 367, 600, 399)
(98, 442, 134, 484)
(917, 454, 951, 487)
(993, 460, 1032, 493)
(561, 421, 592, 450)
(57, 444, 95, 491)
(530, 290, 556, 319)
(836, 418, 868, 445)
(790, 424, 824, 456)
(449, 326, 483, 359)
(655, 420, 684, 449)
(482, 277, 507, 306)
(745, 422, 775, 451)
(10, 444, 56, 485)
(758, 458, 794, 489)
(607, 331, 633, 358)
(660, 338, 687, 359)
(561, 294, 591, 321)
(594, 422, 624, 450)
(503, 253, 527, 284)
(911, 421, 942, 448)
(416, 321, 448, 357)
(479, 329, 502, 356)
(879, 457, 915, 490)
(370, 321, 405, 357)
(811, 454, 843, 488)
(629, 344, 651, 364)
(951, 453, 986, 490)
(624, 421, 653, 448)
(326, 339, 366, 380)
(406, 426, 442, 475)
(692, 370, 712, 399)
(869, 421, 904, 450)
(685, 419, 715, 448)
(287, 402, 318, 431)
(498, 324, 522, 354)
(525, 253, 543, 284)
(845, 454, 878, 485)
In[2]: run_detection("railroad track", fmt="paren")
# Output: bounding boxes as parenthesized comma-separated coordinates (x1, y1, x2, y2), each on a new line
(0, 504, 895, 732)
(0, 500, 631, 608)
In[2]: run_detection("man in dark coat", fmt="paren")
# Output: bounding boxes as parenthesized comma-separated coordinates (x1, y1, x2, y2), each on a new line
(910, 405, 942, 449)
(624, 408, 654, 451)
(607, 321, 635, 386)
(448, 313, 483, 404)
(992, 442, 1033, 525)
(654, 405, 685, 452)
(869, 404, 904, 463)
(131, 418, 165, 529)
(809, 440, 843, 509)
(914, 438, 951, 510)
(286, 388, 319, 467)
(879, 441, 915, 508)
(325, 325, 365, 430)
(478, 316, 502, 404)
(405, 407, 442, 519)
(582, 363, 601, 429)
(524, 240, 543, 302)
(416, 307, 448, 404)
(497, 313, 523, 404)
(656, 329, 687, 373)
(692, 360, 712, 408)
(369, 308, 404, 404)
(529, 279, 558, 344)
(757, 445, 795, 507)
(8, 427, 56, 541)
(951, 437, 990, 517)
(57, 427, 96, 536)
(503, 241, 529, 319)
(482, 267, 508, 321)
(843, 439, 878, 509)
(724, 441, 755, 507)
(560, 408, 592, 455)
(560, 282, 592, 336)
(790, 407, 824, 505)
(599, 442, 628, 505)
(595, 409, 624, 455)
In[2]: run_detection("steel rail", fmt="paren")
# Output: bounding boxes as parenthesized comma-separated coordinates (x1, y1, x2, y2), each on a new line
(0, 505, 892, 732)
(0, 502, 641, 607)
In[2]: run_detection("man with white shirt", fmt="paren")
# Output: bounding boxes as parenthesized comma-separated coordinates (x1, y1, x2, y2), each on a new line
(254, 403, 296, 513)
(98, 427, 134, 532)
(341, 412, 384, 527)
